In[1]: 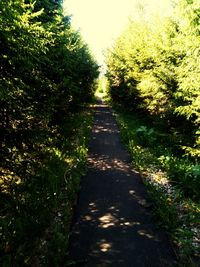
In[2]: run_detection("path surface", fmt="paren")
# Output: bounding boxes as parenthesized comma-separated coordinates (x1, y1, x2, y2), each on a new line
(69, 101, 176, 267)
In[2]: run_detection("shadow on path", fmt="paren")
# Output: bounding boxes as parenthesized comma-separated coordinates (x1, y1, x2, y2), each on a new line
(68, 101, 177, 267)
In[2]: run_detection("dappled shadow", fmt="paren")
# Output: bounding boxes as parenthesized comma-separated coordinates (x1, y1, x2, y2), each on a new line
(87, 155, 130, 172)
(70, 176, 175, 266)
(92, 123, 119, 134)
(69, 102, 176, 267)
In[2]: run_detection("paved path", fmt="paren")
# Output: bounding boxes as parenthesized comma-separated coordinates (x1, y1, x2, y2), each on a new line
(68, 101, 177, 267)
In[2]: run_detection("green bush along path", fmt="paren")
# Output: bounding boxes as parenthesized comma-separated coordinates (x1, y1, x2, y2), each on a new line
(0, 1, 98, 266)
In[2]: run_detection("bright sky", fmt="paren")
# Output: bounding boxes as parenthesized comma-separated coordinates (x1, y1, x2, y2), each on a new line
(63, 0, 173, 67)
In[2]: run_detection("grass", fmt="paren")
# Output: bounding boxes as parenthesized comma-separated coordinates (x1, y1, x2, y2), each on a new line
(0, 106, 94, 267)
(112, 105, 200, 267)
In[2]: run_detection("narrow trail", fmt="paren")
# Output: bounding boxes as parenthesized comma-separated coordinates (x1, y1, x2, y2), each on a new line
(69, 101, 176, 267)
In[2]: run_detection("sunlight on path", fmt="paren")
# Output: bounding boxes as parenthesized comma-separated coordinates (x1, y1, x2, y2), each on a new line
(68, 101, 177, 266)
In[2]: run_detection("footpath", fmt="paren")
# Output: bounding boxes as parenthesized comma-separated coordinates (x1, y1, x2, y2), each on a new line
(68, 101, 177, 267)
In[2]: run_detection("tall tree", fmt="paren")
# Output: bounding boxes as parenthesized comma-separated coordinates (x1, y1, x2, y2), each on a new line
(0, 1, 99, 265)
(106, 0, 199, 157)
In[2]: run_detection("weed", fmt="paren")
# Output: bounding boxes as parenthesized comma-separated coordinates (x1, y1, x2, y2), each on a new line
(0, 108, 93, 267)
(114, 108, 200, 266)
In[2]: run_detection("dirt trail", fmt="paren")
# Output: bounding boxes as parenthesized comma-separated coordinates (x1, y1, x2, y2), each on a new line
(68, 101, 177, 267)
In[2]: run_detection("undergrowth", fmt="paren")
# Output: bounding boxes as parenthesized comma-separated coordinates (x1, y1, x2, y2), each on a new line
(0, 107, 94, 267)
(113, 106, 200, 267)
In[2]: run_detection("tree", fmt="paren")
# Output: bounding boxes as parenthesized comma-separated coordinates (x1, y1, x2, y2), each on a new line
(106, 0, 199, 157)
(0, 1, 99, 265)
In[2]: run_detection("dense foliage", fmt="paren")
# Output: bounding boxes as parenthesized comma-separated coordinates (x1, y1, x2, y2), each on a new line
(106, 0, 200, 160)
(106, 1, 200, 262)
(0, 0, 99, 265)
(115, 110, 200, 264)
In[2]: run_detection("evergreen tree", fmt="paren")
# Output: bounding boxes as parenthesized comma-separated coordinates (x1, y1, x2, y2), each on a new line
(106, 0, 199, 157)
(0, 1, 99, 265)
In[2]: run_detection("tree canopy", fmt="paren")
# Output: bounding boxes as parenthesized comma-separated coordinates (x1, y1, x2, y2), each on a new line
(0, 0, 99, 265)
(106, 0, 200, 159)
(1, 0, 99, 159)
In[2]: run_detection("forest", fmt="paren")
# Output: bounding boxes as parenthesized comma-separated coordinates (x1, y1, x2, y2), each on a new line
(106, 0, 199, 264)
(0, 0, 98, 266)
(1, 0, 200, 266)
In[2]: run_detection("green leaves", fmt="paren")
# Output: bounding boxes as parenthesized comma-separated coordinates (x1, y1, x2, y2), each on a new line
(106, 0, 200, 158)
(1, 0, 98, 266)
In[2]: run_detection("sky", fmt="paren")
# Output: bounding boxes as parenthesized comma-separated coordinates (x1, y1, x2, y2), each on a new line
(63, 0, 173, 67)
